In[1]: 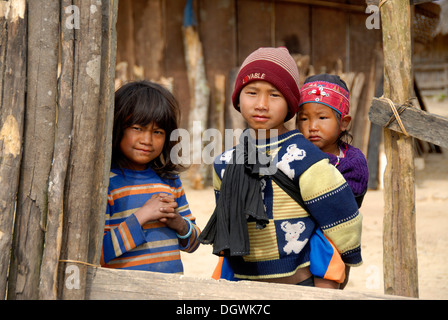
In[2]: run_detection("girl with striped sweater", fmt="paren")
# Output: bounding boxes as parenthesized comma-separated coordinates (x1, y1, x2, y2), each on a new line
(101, 81, 200, 273)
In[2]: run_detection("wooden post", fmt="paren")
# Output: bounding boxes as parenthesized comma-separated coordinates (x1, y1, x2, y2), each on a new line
(380, 0, 419, 298)
(183, 0, 210, 189)
(2, 0, 117, 300)
(57, 0, 117, 300)
(0, 0, 27, 300)
(38, 0, 75, 300)
(7, 0, 60, 300)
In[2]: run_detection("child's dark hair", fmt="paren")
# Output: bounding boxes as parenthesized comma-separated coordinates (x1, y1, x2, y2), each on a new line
(112, 80, 183, 179)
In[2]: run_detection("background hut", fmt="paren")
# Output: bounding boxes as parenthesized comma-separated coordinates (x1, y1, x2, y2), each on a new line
(115, 0, 384, 187)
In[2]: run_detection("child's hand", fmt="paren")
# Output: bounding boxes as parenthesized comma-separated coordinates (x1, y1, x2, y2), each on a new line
(134, 193, 178, 226)
(158, 194, 189, 236)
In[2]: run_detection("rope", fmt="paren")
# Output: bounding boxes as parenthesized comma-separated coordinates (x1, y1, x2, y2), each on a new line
(378, 0, 388, 10)
(379, 96, 411, 137)
(59, 259, 101, 268)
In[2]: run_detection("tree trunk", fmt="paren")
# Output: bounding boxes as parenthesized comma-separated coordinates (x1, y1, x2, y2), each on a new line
(380, 0, 419, 298)
(0, 0, 27, 300)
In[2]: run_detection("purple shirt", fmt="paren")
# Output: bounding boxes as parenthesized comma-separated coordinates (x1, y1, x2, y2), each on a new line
(326, 143, 369, 197)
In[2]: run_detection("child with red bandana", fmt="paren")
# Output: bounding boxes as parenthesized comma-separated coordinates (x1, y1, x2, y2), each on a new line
(297, 74, 369, 288)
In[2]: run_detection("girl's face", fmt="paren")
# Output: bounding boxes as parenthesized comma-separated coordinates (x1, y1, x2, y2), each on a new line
(119, 122, 166, 170)
(297, 102, 350, 155)
(239, 80, 289, 138)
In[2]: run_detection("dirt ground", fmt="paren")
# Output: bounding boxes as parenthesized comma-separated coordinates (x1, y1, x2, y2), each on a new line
(181, 98, 448, 300)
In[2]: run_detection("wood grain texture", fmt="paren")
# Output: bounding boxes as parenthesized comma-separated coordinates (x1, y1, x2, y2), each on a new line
(369, 98, 448, 149)
(84, 266, 413, 300)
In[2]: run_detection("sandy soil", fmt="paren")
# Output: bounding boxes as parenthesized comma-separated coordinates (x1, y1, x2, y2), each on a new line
(181, 98, 448, 300)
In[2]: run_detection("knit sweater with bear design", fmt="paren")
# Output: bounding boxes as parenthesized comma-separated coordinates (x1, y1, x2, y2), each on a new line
(212, 130, 362, 280)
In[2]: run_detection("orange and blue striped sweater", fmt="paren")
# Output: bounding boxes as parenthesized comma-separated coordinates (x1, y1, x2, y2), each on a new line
(101, 166, 200, 273)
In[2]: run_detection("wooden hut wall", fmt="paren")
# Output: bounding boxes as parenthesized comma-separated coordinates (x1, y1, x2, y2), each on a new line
(115, 0, 381, 140)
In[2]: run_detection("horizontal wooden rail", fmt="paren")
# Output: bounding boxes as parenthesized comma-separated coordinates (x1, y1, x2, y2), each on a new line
(84, 266, 413, 300)
(368, 97, 448, 149)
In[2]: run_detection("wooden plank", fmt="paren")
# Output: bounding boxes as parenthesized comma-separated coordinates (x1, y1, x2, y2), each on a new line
(368, 98, 448, 149)
(275, 2, 310, 54)
(352, 53, 376, 155)
(348, 12, 381, 75)
(85, 266, 413, 300)
(410, 0, 436, 5)
(164, 0, 192, 130)
(365, 0, 435, 6)
(133, 0, 164, 81)
(348, 72, 365, 120)
(227, 68, 246, 132)
(199, 0, 237, 165)
(237, 0, 273, 64)
(115, 0, 136, 81)
(367, 73, 384, 190)
(276, 0, 365, 12)
(413, 78, 442, 153)
(311, 7, 347, 73)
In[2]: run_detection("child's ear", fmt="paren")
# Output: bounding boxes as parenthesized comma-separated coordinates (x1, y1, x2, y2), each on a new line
(340, 115, 351, 132)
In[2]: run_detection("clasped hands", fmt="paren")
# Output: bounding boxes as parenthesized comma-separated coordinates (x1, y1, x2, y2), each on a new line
(134, 193, 189, 236)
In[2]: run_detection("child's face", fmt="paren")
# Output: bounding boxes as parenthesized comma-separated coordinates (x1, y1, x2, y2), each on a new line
(297, 102, 350, 155)
(120, 122, 166, 170)
(239, 80, 288, 138)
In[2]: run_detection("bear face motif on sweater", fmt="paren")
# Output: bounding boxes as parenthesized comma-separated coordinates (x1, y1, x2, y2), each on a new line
(281, 221, 309, 255)
(276, 144, 306, 179)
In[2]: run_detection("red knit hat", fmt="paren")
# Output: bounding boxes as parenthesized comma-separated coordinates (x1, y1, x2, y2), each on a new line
(232, 47, 301, 122)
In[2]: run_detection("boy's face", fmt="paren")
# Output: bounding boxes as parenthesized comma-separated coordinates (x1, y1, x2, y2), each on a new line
(239, 80, 288, 138)
(120, 122, 166, 170)
(297, 102, 350, 155)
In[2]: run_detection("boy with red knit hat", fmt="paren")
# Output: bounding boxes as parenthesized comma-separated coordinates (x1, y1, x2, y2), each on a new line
(199, 48, 363, 287)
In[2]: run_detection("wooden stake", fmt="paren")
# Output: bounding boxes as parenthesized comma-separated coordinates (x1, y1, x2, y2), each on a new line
(183, 23, 210, 189)
(37, 0, 75, 300)
(8, 0, 60, 300)
(0, 0, 27, 300)
(57, 0, 118, 300)
(380, 0, 418, 298)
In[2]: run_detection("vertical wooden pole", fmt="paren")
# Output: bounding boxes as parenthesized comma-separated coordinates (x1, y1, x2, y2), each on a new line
(8, 0, 60, 300)
(0, 0, 116, 300)
(0, 0, 27, 300)
(183, 3, 210, 189)
(58, 0, 117, 300)
(38, 0, 75, 300)
(88, 0, 118, 267)
(380, 0, 418, 298)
